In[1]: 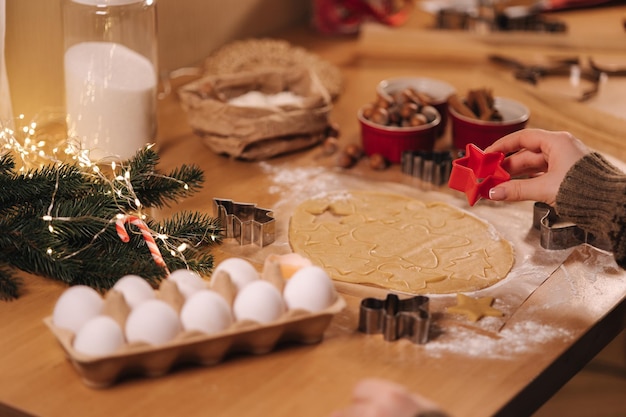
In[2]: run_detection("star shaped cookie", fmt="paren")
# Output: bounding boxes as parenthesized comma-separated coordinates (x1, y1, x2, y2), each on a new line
(446, 293, 503, 322)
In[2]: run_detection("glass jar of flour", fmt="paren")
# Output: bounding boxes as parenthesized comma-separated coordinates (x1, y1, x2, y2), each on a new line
(62, 0, 158, 161)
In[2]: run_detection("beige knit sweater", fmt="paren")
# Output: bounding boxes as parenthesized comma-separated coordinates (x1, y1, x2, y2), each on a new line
(556, 152, 626, 268)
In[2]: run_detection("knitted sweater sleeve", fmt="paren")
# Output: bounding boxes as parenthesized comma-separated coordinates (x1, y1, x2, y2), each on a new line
(555, 152, 626, 268)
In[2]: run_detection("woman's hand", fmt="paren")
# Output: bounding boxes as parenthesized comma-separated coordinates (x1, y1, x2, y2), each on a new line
(329, 378, 445, 417)
(484, 129, 590, 207)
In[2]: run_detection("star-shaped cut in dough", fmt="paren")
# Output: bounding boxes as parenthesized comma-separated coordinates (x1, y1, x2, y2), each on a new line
(446, 293, 503, 322)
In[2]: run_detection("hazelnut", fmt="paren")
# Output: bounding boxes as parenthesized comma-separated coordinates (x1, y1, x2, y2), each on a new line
(336, 151, 356, 168)
(409, 113, 428, 127)
(375, 93, 393, 109)
(370, 107, 389, 125)
(388, 105, 402, 125)
(321, 136, 339, 155)
(362, 104, 375, 120)
(400, 102, 419, 119)
(369, 153, 389, 170)
(344, 144, 364, 160)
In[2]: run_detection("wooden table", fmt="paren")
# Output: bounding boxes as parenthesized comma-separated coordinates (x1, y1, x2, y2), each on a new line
(2, 5, 626, 417)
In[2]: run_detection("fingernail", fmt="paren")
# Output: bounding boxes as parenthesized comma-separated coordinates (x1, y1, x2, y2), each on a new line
(489, 187, 505, 200)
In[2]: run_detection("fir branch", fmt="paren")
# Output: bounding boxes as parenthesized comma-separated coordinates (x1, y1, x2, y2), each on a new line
(0, 147, 224, 300)
(0, 266, 21, 301)
(132, 164, 205, 208)
(0, 153, 15, 176)
(156, 211, 223, 246)
(0, 163, 89, 213)
(165, 253, 217, 277)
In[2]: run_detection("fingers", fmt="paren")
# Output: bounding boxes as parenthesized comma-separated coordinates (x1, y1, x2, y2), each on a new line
(331, 378, 443, 417)
(485, 128, 559, 155)
(500, 148, 548, 177)
(483, 128, 590, 205)
(489, 175, 561, 206)
(352, 378, 408, 400)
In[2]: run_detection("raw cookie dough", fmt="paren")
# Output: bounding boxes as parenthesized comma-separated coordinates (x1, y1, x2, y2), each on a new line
(446, 293, 504, 321)
(288, 191, 514, 294)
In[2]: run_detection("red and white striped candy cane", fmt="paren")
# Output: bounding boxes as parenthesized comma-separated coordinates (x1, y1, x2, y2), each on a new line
(115, 215, 169, 271)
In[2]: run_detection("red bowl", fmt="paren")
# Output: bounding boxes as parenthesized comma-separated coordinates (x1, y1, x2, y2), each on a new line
(377, 77, 455, 138)
(449, 97, 530, 150)
(358, 105, 440, 164)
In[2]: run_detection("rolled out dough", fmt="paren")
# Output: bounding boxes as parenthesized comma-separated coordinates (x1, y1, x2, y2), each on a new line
(288, 191, 514, 294)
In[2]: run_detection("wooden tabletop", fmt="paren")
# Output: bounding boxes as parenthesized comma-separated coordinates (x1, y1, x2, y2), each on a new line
(2, 5, 626, 417)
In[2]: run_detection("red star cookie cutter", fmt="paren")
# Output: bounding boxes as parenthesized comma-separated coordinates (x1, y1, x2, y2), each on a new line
(448, 143, 510, 206)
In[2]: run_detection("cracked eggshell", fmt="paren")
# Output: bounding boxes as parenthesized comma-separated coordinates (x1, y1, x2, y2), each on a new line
(283, 266, 336, 312)
(73, 316, 125, 356)
(273, 253, 313, 279)
(125, 299, 182, 345)
(212, 257, 259, 291)
(52, 285, 104, 333)
(233, 280, 285, 324)
(180, 289, 233, 334)
(168, 269, 206, 299)
(112, 274, 155, 309)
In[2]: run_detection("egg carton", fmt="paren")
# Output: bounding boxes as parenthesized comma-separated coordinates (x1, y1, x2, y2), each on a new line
(44, 256, 346, 388)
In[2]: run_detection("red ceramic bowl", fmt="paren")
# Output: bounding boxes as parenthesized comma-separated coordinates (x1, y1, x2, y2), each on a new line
(377, 77, 456, 137)
(358, 105, 440, 164)
(449, 97, 530, 150)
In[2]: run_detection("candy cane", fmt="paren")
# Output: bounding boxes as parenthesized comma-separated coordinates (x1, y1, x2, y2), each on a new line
(116, 215, 169, 271)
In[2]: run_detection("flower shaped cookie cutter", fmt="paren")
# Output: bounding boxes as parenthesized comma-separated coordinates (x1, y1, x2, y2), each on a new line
(357, 293, 430, 344)
(448, 143, 510, 206)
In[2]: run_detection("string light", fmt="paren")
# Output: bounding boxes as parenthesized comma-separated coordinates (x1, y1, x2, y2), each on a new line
(0, 112, 219, 272)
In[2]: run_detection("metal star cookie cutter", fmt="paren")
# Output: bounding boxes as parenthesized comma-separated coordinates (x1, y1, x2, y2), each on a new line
(448, 143, 510, 206)
(532, 202, 611, 251)
(213, 198, 275, 247)
(358, 293, 430, 344)
(401, 150, 453, 186)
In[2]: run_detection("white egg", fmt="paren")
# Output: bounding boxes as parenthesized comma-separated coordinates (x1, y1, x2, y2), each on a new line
(52, 285, 104, 333)
(168, 269, 206, 299)
(212, 257, 259, 291)
(180, 289, 233, 334)
(233, 280, 285, 324)
(283, 266, 336, 312)
(125, 299, 181, 345)
(112, 274, 155, 309)
(73, 315, 125, 356)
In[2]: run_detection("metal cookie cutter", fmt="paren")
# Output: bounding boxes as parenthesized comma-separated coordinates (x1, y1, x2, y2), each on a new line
(532, 202, 611, 251)
(401, 150, 453, 186)
(358, 293, 430, 344)
(213, 198, 275, 247)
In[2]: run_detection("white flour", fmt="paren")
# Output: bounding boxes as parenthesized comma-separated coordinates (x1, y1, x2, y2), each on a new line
(228, 91, 304, 108)
(64, 41, 156, 160)
(424, 320, 574, 359)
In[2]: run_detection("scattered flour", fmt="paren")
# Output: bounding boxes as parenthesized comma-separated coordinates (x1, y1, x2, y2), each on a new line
(424, 320, 574, 359)
(259, 163, 334, 201)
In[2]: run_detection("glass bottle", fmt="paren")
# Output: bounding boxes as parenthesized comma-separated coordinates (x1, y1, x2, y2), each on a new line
(62, 0, 158, 161)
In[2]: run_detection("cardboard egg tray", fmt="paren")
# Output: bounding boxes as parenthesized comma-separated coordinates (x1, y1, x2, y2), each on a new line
(44, 257, 346, 388)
